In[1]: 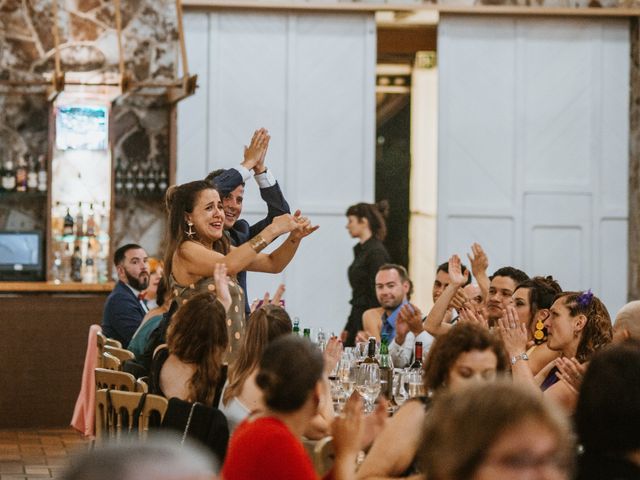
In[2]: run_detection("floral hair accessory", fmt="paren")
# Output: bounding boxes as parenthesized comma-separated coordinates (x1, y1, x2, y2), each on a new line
(577, 289, 593, 308)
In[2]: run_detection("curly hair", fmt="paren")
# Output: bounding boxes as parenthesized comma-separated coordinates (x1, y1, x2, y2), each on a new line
(166, 292, 228, 405)
(223, 304, 292, 406)
(553, 291, 612, 363)
(423, 323, 509, 392)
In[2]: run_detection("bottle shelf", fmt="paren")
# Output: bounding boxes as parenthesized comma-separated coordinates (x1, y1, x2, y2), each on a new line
(0, 190, 47, 199)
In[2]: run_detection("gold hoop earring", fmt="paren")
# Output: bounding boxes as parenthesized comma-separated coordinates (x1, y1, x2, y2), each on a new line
(186, 221, 195, 239)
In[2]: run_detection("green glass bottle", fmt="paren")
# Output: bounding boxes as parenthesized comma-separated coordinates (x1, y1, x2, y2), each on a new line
(379, 335, 394, 401)
(303, 328, 311, 340)
(292, 318, 300, 336)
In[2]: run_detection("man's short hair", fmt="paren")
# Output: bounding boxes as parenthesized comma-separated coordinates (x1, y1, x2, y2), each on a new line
(113, 243, 144, 267)
(436, 261, 472, 286)
(205, 168, 245, 196)
(377, 263, 413, 299)
(490, 266, 529, 285)
(615, 301, 640, 340)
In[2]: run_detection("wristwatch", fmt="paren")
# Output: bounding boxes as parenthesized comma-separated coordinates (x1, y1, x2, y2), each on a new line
(510, 352, 529, 366)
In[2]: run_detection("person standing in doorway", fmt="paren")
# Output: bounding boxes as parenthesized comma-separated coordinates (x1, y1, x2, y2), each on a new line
(342, 201, 390, 346)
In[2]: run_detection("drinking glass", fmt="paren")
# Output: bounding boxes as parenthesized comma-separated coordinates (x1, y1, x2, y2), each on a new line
(338, 353, 357, 399)
(407, 370, 426, 399)
(356, 363, 381, 413)
(393, 370, 409, 407)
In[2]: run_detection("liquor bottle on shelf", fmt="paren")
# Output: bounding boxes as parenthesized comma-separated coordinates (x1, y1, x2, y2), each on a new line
(124, 168, 134, 194)
(63, 208, 74, 237)
(37, 155, 47, 192)
(115, 162, 124, 193)
(27, 155, 38, 191)
(158, 169, 168, 193)
(62, 243, 72, 282)
(409, 341, 424, 371)
(363, 337, 379, 365)
(75, 202, 84, 237)
(84, 250, 97, 283)
(86, 204, 97, 237)
(146, 164, 157, 193)
(99, 201, 109, 238)
(3, 157, 16, 191)
(15, 155, 27, 192)
(71, 245, 83, 282)
(52, 251, 63, 284)
(135, 165, 146, 194)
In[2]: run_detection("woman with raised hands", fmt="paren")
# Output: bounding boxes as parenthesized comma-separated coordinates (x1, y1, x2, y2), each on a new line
(163, 180, 317, 362)
(500, 290, 613, 413)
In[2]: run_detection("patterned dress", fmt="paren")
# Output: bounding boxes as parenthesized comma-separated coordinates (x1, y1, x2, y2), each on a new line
(169, 274, 246, 364)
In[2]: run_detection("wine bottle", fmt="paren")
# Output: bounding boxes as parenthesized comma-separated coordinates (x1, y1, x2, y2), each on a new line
(303, 328, 311, 340)
(292, 318, 300, 336)
(363, 337, 379, 365)
(84, 251, 96, 283)
(63, 208, 74, 237)
(409, 341, 424, 370)
(158, 169, 168, 192)
(379, 335, 394, 401)
(115, 162, 123, 193)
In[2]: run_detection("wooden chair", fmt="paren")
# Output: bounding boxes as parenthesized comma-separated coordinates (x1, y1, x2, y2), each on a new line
(96, 332, 123, 368)
(313, 436, 335, 476)
(104, 345, 135, 363)
(102, 352, 121, 371)
(136, 377, 149, 393)
(95, 389, 168, 444)
(95, 368, 136, 391)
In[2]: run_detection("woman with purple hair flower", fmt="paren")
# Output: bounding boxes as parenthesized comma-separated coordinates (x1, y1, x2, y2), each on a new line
(500, 290, 613, 414)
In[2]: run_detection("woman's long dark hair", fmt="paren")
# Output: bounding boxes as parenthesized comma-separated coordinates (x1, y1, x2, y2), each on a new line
(346, 200, 389, 240)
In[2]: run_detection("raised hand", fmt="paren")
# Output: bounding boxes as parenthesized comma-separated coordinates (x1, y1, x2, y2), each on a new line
(242, 128, 270, 171)
(290, 209, 319, 240)
(332, 392, 364, 459)
(398, 303, 424, 335)
(497, 305, 528, 358)
(269, 212, 301, 237)
(449, 288, 469, 311)
(324, 336, 343, 375)
(458, 305, 488, 329)
(213, 262, 232, 311)
(467, 243, 489, 279)
(253, 129, 270, 175)
(448, 254, 469, 287)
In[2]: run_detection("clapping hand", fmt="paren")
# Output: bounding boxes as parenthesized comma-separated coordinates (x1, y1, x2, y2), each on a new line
(290, 209, 319, 240)
(242, 128, 270, 171)
(555, 357, 587, 395)
(467, 243, 489, 279)
(497, 305, 528, 358)
(250, 283, 286, 313)
(458, 305, 488, 329)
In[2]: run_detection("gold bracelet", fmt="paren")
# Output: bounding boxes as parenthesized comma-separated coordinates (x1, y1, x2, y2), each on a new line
(249, 234, 268, 253)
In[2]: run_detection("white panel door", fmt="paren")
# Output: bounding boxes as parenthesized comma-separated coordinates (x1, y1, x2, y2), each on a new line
(437, 15, 629, 316)
(178, 11, 376, 336)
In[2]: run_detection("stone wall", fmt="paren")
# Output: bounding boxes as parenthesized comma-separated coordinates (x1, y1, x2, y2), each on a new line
(0, 0, 178, 257)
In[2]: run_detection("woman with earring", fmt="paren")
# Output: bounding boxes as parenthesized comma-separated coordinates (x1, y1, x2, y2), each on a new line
(501, 290, 613, 413)
(164, 180, 317, 363)
(512, 276, 563, 375)
(342, 201, 391, 346)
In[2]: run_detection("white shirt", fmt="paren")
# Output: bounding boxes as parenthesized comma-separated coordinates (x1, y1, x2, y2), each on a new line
(389, 330, 434, 368)
(124, 282, 149, 313)
(236, 165, 277, 189)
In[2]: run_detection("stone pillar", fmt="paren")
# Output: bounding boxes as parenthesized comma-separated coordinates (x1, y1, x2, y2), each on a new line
(629, 18, 640, 301)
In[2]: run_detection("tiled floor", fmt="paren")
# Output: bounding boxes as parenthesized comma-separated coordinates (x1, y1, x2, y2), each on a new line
(0, 429, 88, 479)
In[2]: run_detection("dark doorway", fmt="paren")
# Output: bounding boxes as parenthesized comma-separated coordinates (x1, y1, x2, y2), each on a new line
(376, 99, 410, 268)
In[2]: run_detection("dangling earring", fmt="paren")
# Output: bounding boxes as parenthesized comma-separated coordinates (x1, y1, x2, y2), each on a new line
(533, 311, 548, 345)
(185, 221, 195, 239)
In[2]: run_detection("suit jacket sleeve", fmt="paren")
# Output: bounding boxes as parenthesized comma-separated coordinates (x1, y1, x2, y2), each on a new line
(248, 182, 291, 238)
(108, 293, 144, 348)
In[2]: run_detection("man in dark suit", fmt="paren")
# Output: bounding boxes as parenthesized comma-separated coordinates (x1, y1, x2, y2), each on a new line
(101, 243, 150, 347)
(205, 128, 290, 313)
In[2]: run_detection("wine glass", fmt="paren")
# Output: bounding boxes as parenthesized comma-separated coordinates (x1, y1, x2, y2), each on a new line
(356, 363, 381, 413)
(393, 370, 409, 407)
(407, 370, 426, 399)
(338, 353, 357, 399)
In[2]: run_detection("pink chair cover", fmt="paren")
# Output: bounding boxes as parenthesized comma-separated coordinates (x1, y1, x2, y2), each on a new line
(70, 324, 101, 437)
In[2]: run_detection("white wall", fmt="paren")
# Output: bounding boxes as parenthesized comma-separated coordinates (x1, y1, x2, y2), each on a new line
(178, 10, 377, 335)
(437, 15, 629, 315)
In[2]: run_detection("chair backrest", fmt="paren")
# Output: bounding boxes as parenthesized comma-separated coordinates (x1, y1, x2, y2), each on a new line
(313, 436, 335, 476)
(96, 331, 106, 368)
(102, 352, 122, 371)
(105, 345, 136, 362)
(136, 377, 149, 393)
(95, 368, 136, 391)
(105, 337, 122, 348)
(95, 389, 168, 444)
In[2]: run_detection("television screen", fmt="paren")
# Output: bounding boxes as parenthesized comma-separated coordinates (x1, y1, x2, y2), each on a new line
(0, 232, 41, 268)
(56, 105, 108, 151)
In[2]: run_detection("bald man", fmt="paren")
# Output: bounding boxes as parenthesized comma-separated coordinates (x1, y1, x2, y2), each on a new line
(613, 301, 640, 343)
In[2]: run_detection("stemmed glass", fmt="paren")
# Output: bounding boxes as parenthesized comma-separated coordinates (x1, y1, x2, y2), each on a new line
(338, 352, 358, 399)
(393, 370, 409, 407)
(356, 363, 381, 413)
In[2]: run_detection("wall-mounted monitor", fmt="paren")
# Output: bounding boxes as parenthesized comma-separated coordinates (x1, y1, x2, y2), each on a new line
(0, 231, 44, 281)
(56, 105, 108, 151)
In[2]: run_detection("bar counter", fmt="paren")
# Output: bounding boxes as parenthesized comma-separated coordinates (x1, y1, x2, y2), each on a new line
(0, 282, 114, 428)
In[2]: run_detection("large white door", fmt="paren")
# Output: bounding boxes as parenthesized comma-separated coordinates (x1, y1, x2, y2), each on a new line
(437, 15, 629, 316)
